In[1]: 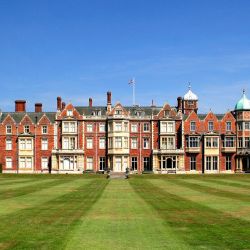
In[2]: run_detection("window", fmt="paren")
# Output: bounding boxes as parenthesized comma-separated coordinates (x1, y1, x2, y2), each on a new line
(115, 109, 122, 115)
(224, 137, 234, 147)
(190, 156, 196, 170)
(63, 122, 76, 133)
(167, 122, 174, 133)
(161, 137, 168, 149)
(190, 121, 196, 132)
(168, 137, 174, 149)
(238, 122, 243, 131)
(41, 139, 48, 150)
(143, 138, 149, 149)
(67, 110, 73, 116)
(164, 110, 170, 117)
(115, 122, 122, 132)
(205, 137, 218, 148)
(19, 157, 32, 168)
(143, 157, 151, 171)
(187, 137, 199, 148)
(161, 122, 174, 133)
(208, 121, 214, 132)
(19, 139, 32, 150)
(245, 137, 250, 148)
(206, 156, 218, 170)
(6, 139, 12, 150)
(6, 157, 12, 169)
(86, 124, 93, 132)
(115, 137, 122, 148)
(143, 123, 150, 132)
(108, 137, 112, 148)
(226, 156, 231, 170)
(99, 138, 105, 149)
(161, 137, 174, 149)
(24, 125, 30, 133)
(124, 137, 128, 148)
(245, 122, 250, 130)
(131, 157, 137, 171)
(124, 122, 128, 132)
(206, 156, 211, 170)
(131, 124, 138, 132)
(238, 137, 243, 148)
(226, 122, 231, 131)
(87, 138, 93, 149)
(108, 123, 112, 132)
(63, 137, 76, 149)
(99, 157, 106, 171)
(26, 139, 32, 149)
(6, 125, 12, 134)
(86, 157, 93, 170)
(41, 157, 48, 169)
(42, 126, 48, 134)
(99, 123, 105, 132)
(131, 138, 137, 149)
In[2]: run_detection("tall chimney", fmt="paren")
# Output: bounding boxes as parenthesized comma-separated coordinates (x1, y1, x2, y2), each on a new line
(62, 102, 66, 110)
(107, 91, 112, 112)
(177, 97, 183, 112)
(57, 97, 62, 111)
(15, 100, 26, 112)
(35, 103, 42, 112)
(89, 98, 93, 107)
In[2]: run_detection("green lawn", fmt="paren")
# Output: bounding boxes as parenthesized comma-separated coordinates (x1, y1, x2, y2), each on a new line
(0, 174, 249, 249)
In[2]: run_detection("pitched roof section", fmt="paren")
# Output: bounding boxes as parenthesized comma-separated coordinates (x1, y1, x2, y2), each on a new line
(0, 112, 56, 124)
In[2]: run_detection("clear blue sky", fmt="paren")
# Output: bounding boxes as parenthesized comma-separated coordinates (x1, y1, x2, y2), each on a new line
(0, 0, 250, 113)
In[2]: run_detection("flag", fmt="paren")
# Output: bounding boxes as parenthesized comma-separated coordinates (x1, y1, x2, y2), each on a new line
(128, 78, 136, 85)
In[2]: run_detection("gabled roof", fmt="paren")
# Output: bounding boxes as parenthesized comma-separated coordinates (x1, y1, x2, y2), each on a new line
(0, 112, 56, 124)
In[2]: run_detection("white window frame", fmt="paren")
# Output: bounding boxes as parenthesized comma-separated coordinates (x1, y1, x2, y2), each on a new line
(86, 124, 93, 132)
(6, 139, 12, 150)
(6, 125, 12, 134)
(42, 125, 48, 134)
(41, 138, 48, 150)
(86, 157, 93, 170)
(99, 123, 105, 132)
(41, 157, 48, 169)
(131, 138, 137, 149)
(6, 157, 12, 169)
(99, 138, 105, 149)
(86, 138, 93, 149)
(131, 124, 138, 132)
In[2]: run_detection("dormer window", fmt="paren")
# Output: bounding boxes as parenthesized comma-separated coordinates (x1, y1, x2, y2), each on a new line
(115, 110, 122, 115)
(6, 125, 12, 134)
(208, 121, 214, 132)
(67, 110, 73, 116)
(190, 121, 196, 132)
(24, 125, 30, 133)
(135, 111, 141, 117)
(164, 110, 170, 117)
(226, 122, 231, 131)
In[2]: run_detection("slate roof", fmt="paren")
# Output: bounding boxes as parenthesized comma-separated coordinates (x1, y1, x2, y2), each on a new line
(0, 112, 56, 124)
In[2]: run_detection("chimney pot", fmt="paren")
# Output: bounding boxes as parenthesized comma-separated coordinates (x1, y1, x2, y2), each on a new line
(62, 102, 66, 110)
(89, 98, 93, 107)
(35, 103, 42, 112)
(15, 100, 26, 112)
(57, 97, 62, 111)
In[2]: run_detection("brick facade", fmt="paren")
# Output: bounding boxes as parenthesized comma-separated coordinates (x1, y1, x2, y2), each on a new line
(0, 88, 250, 174)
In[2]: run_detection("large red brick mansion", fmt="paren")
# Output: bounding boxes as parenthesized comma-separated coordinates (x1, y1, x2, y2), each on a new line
(0, 87, 250, 174)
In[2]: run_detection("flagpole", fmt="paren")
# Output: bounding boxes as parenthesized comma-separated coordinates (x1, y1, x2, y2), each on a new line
(133, 79, 135, 106)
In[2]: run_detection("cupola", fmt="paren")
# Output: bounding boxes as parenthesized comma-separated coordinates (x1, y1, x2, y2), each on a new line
(235, 90, 250, 111)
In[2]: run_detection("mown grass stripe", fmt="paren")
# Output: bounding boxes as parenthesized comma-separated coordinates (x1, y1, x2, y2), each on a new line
(0, 178, 90, 216)
(0, 178, 75, 201)
(201, 178, 250, 188)
(65, 179, 189, 250)
(181, 178, 250, 196)
(130, 177, 250, 250)
(170, 178, 250, 203)
(0, 178, 108, 249)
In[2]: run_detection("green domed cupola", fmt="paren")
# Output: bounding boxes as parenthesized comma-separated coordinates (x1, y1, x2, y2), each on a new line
(235, 90, 250, 111)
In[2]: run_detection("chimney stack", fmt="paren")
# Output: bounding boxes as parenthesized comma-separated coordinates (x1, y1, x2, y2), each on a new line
(177, 97, 183, 112)
(107, 91, 112, 112)
(89, 98, 93, 107)
(35, 103, 42, 112)
(57, 97, 62, 111)
(15, 100, 26, 112)
(62, 102, 66, 110)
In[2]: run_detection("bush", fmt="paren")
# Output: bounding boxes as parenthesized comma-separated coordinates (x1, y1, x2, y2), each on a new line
(0, 163, 2, 173)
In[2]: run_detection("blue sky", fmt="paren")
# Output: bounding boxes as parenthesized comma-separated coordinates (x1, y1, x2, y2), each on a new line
(0, 0, 250, 112)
